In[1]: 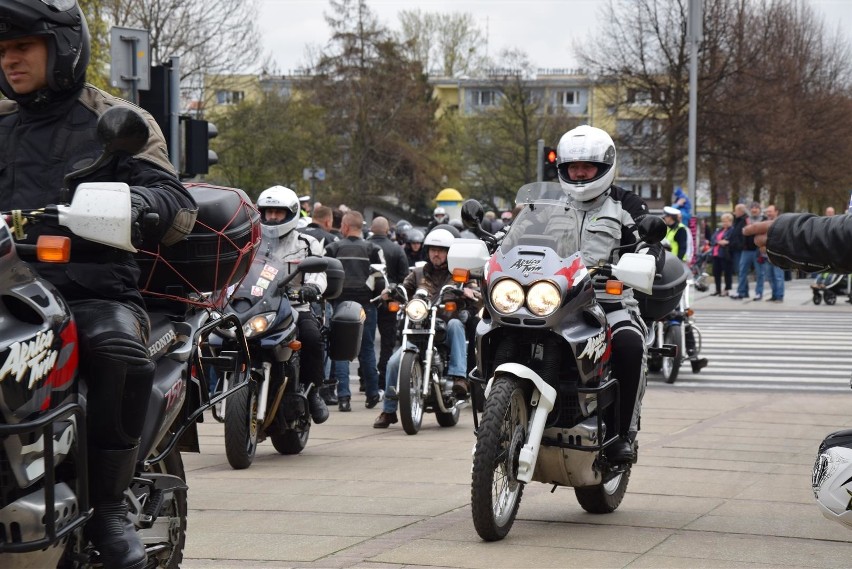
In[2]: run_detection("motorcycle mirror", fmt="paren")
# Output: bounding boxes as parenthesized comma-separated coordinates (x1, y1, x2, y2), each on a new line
(461, 199, 485, 230)
(62, 106, 151, 195)
(638, 216, 667, 244)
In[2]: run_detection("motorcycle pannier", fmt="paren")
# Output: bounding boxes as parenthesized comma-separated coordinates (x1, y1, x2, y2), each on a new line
(328, 300, 365, 361)
(137, 184, 261, 308)
(633, 251, 688, 321)
(324, 257, 345, 301)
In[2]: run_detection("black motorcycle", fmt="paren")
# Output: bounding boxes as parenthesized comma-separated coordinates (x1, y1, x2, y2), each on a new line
(0, 107, 256, 568)
(215, 240, 363, 469)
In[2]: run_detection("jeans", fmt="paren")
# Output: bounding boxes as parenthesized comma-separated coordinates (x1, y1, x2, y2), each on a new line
(333, 302, 379, 399)
(737, 250, 765, 297)
(765, 262, 785, 299)
(382, 318, 467, 414)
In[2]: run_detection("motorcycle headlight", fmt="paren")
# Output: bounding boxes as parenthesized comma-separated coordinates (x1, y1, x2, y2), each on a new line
(490, 279, 524, 314)
(243, 312, 276, 338)
(526, 281, 561, 317)
(405, 298, 429, 322)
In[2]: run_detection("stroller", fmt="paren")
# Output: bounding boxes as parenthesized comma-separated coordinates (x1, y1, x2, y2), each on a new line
(812, 272, 851, 305)
(690, 249, 711, 292)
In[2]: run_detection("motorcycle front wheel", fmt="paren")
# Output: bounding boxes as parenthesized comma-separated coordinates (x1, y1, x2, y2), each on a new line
(661, 325, 683, 384)
(398, 352, 424, 435)
(574, 466, 631, 514)
(224, 375, 259, 470)
(470, 376, 527, 541)
(270, 425, 310, 454)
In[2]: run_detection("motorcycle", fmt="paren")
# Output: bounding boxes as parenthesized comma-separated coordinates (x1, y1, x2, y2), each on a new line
(382, 279, 470, 435)
(215, 237, 362, 469)
(645, 254, 703, 383)
(448, 182, 669, 541)
(0, 107, 255, 568)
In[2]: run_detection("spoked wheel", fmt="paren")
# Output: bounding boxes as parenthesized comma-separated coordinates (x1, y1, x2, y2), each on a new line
(143, 448, 188, 568)
(398, 352, 424, 435)
(224, 376, 259, 470)
(270, 424, 310, 454)
(661, 325, 683, 384)
(471, 376, 527, 541)
(574, 466, 632, 514)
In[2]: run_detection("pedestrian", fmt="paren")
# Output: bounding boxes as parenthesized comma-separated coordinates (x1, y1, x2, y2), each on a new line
(726, 204, 747, 298)
(500, 210, 514, 226)
(710, 213, 734, 297)
(0, 3, 197, 567)
(330, 208, 344, 239)
(762, 204, 784, 302)
(324, 210, 386, 412)
(733, 201, 766, 300)
(300, 204, 339, 249)
(825, 206, 836, 217)
(368, 216, 410, 388)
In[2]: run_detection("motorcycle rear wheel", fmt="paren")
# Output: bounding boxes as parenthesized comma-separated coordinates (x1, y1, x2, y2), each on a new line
(270, 425, 310, 454)
(144, 449, 188, 569)
(224, 376, 259, 470)
(471, 376, 527, 541)
(398, 352, 424, 435)
(661, 325, 683, 384)
(574, 466, 631, 514)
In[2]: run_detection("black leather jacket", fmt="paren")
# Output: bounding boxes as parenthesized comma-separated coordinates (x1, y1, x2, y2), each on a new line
(0, 85, 196, 306)
(767, 213, 852, 272)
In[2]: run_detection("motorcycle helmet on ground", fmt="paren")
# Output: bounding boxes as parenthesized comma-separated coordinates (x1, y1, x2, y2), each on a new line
(256, 185, 300, 238)
(556, 125, 616, 202)
(0, 0, 90, 102)
(812, 429, 852, 529)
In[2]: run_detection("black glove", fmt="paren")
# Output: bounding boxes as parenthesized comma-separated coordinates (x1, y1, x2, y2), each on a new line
(299, 284, 320, 303)
(129, 188, 152, 245)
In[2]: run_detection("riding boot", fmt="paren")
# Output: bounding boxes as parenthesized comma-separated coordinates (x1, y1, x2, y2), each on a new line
(87, 445, 147, 569)
(307, 384, 330, 424)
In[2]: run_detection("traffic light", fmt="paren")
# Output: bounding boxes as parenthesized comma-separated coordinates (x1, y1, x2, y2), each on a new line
(182, 118, 218, 179)
(543, 146, 558, 181)
(138, 65, 171, 149)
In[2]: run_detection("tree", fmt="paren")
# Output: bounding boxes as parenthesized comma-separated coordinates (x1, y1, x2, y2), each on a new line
(208, 93, 330, 199)
(102, 0, 264, 113)
(398, 10, 488, 77)
(307, 0, 441, 217)
(80, 0, 113, 91)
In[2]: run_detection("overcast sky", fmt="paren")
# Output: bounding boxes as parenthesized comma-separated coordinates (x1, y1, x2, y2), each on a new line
(257, 0, 852, 74)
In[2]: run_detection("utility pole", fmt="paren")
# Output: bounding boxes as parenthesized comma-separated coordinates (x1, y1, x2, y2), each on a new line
(687, 0, 702, 222)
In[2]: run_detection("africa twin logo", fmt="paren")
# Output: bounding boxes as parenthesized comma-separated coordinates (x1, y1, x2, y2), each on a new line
(0, 330, 58, 389)
(509, 259, 542, 277)
(578, 331, 607, 362)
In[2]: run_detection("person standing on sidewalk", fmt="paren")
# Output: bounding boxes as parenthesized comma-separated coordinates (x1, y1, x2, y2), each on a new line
(368, 216, 410, 389)
(762, 204, 784, 302)
(733, 202, 766, 300)
(727, 204, 747, 297)
(710, 213, 734, 296)
(325, 211, 385, 412)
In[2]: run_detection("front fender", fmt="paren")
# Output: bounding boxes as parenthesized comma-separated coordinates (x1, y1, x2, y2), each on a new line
(489, 363, 556, 412)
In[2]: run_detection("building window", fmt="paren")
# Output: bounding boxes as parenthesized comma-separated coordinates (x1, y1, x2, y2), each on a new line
(473, 89, 497, 107)
(557, 90, 580, 106)
(216, 90, 245, 105)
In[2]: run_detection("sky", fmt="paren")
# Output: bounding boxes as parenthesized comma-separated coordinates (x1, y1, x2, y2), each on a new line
(257, 0, 852, 75)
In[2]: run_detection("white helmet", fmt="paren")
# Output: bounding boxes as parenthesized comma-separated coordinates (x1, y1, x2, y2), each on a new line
(813, 433, 852, 529)
(257, 185, 300, 238)
(433, 206, 448, 223)
(556, 125, 616, 202)
(423, 228, 455, 249)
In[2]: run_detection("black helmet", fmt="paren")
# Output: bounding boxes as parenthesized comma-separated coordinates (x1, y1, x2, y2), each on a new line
(406, 228, 425, 244)
(0, 0, 90, 101)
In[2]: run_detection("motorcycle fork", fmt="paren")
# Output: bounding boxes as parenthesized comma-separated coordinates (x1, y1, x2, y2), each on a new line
(256, 361, 272, 424)
(422, 307, 439, 398)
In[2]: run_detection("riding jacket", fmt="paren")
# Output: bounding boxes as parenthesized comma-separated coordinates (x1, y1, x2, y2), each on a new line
(767, 213, 852, 273)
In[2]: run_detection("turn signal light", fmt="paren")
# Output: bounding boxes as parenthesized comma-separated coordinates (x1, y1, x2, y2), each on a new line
(444, 301, 457, 312)
(288, 340, 302, 351)
(605, 280, 624, 295)
(686, 308, 694, 317)
(388, 301, 400, 312)
(452, 268, 469, 283)
(36, 235, 71, 263)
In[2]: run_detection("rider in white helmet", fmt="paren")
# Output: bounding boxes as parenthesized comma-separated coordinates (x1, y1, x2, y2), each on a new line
(256, 185, 329, 424)
(373, 228, 482, 428)
(555, 125, 664, 464)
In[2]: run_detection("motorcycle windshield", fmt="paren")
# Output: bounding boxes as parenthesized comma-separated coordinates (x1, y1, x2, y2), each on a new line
(231, 234, 295, 311)
(501, 189, 580, 259)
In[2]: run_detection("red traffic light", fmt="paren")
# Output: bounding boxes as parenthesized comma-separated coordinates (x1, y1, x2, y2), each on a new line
(546, 148, 557, 164)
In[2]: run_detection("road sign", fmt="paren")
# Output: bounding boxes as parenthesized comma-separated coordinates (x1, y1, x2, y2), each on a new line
(303, 168, 326, 181)
(109, 27, 151, 91)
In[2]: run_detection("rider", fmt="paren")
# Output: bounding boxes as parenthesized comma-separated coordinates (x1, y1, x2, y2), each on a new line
(426, 206, 449, 232)
(554, 125, 663, 464)
(403, 227, 426, 266)
(373, 228, 482, 428)
(256, 185, 330, 425)
(0, 2, 197, 567)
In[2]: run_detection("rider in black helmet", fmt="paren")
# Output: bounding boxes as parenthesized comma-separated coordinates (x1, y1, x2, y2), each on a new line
(0, 2, 196, 567)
